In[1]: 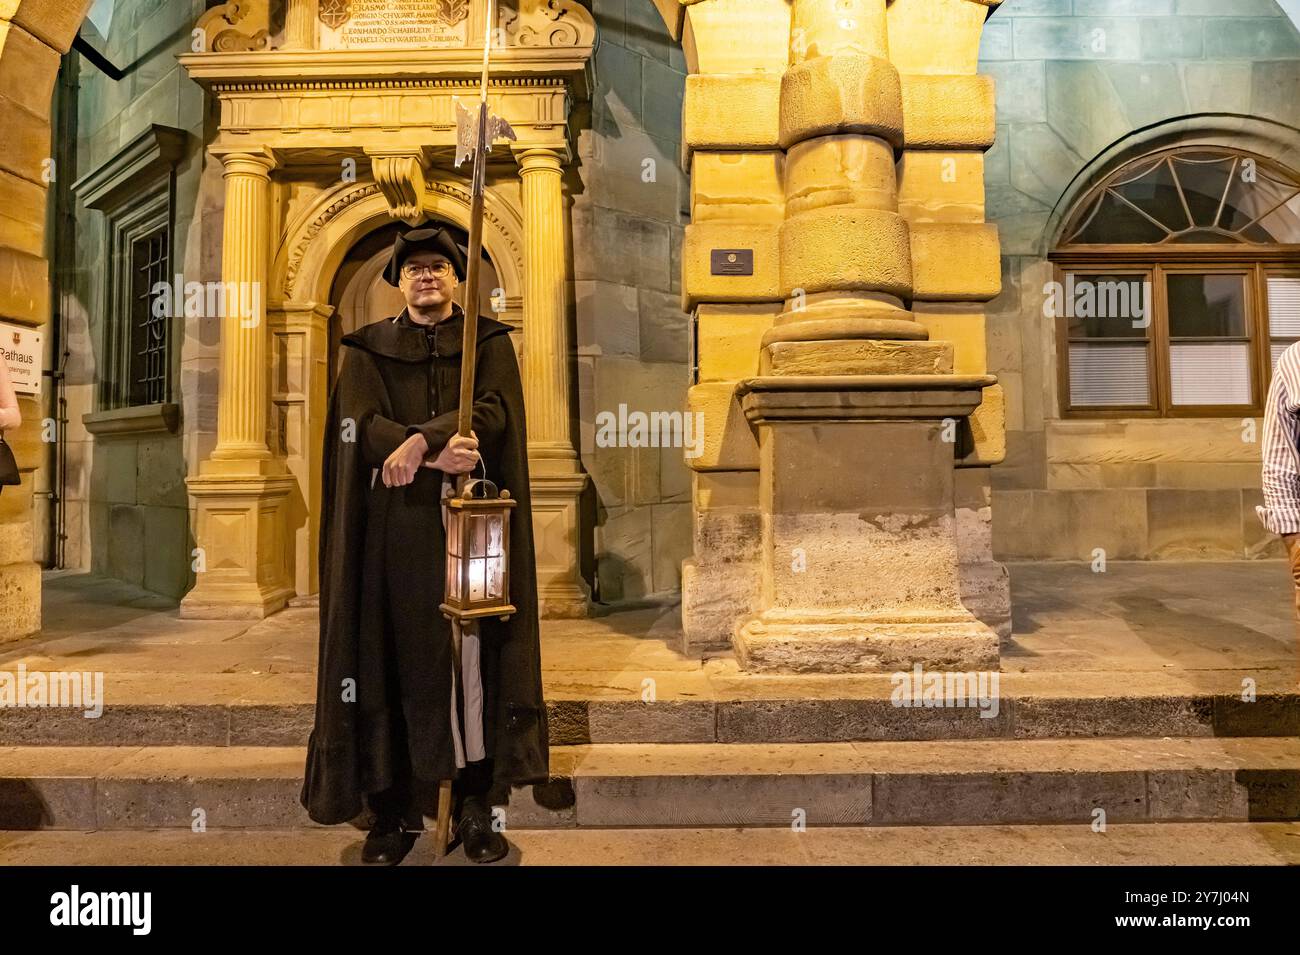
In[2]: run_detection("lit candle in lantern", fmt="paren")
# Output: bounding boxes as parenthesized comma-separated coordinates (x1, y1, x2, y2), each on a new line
(441, 479, 516, 622)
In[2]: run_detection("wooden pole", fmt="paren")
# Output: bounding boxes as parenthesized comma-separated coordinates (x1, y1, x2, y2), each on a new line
(435, 0, 497, 861)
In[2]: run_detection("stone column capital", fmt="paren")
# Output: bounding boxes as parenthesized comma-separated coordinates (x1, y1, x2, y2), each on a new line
(211, 147, 278, 179)
(513, 145, 568, 173)
(736, 374, 996, 426)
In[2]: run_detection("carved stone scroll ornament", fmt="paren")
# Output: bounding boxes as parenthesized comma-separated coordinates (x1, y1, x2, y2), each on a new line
(368, 149, 433, 225)
(502, 0, 596, 48)
(195, 0, 271, 52)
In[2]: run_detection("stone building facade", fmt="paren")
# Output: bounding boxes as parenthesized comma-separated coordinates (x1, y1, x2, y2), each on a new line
(23, 0, 697, 615)
(982, 0, 1300, 560)
(1, 0, 1295, 672)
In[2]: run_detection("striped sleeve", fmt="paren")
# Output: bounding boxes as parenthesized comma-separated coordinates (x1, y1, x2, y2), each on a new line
(1257, 342, 1300, 536)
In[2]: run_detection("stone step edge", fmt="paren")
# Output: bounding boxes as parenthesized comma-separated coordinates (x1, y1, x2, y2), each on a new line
(1, 693, 1295, 746)
(3, 737, 1299, 779)
(1, 740, 1297, 830)
(3, 822, 1300, 867)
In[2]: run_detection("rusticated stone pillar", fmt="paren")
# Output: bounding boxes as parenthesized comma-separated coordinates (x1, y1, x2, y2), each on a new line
(677, 0, 790, 653)
(766, 0, 925, 354)
(183, 147, 295, 620)
(515, 145, 590, 618)
(730, 0, 1000, 671)
(888, 0, 1009, 636)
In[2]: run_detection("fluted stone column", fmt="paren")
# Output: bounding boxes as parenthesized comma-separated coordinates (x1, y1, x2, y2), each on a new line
(518, 148, 572, 459)
(210, 151, 275, 469)
(731, 0, 999, 671)
(515, 145, 590, 617)
(182, 147, 295, 619)
(284, 0, 317, 49)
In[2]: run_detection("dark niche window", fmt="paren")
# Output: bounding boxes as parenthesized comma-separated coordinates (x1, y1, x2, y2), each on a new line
(73, 125, 185, 419)
(1053, 146, 1300, 418)
(128, 226, 171, 407)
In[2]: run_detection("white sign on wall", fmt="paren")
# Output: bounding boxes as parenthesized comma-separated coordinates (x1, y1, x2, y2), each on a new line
(0, 321, 44, 397)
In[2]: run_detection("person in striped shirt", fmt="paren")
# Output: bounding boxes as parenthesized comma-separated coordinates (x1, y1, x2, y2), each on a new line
(1259, 341, 1300, 657)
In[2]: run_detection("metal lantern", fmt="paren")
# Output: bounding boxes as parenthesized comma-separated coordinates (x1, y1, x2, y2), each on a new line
(440, 478, 516, 622)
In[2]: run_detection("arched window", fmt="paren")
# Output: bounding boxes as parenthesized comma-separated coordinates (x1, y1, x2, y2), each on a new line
(1051, 146, 1300, 417)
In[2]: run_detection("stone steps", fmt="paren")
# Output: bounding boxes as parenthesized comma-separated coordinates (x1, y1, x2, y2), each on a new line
(2, 687, 1295, 746)
(4, 822, 1300, 866)
(2, 738, 1297, 830)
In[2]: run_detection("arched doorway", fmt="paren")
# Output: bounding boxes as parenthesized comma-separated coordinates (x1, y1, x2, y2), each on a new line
(328, 221, 505, 381)
(269, 182, 530, 601)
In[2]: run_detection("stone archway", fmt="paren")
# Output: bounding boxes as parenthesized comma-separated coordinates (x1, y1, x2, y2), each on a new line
(275, 179, 526, 311)
(0, 0, 97, 641)
(266, 179, 528, 598)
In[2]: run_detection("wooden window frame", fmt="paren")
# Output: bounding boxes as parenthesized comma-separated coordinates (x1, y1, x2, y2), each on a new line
(1261, 266, 1300, 371)
(1054, 264, 1158, 416)
(1051, 248, 1300, 419)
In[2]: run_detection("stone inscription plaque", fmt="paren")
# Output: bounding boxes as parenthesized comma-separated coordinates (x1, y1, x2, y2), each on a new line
(319, 0, 471, 50)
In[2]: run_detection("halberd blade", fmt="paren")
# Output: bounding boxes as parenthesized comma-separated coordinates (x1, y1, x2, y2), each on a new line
(454, 99, 519, 168)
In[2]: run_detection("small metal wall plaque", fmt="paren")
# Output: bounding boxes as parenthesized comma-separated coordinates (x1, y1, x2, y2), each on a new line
(710, 248, 753, 276)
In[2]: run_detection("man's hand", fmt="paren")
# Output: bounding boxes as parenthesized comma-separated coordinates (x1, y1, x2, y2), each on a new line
(382, 433, 429, 488)
(425, 431, 479, 475)
(1285, 533, 1300, 584)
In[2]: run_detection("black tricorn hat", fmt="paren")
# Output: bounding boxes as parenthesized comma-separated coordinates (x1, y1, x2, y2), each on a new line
(384, 224, 468, 286)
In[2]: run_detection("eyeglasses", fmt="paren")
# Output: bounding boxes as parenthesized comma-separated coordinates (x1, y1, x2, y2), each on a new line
(401, 261, 454, 279)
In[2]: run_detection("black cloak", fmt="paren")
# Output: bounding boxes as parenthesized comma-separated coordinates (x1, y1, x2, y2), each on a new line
(300, 302, 549, 826)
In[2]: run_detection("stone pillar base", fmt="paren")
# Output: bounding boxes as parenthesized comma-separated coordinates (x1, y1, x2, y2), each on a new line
(733, 374, 1001, 674)
(960, 558, 1012, 640)
(181, 473, 297, 620)
(528, 462, 591, 619)
(0, 560, 41, 643)
(734, 609, 999, 673)
(681, 556, 760, 654)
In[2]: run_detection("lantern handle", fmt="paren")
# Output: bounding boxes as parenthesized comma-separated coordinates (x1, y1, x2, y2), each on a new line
(460, 477, 500, 500)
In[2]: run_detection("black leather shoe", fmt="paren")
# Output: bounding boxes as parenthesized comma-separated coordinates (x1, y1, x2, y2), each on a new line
(456, 797, 509, 864)
(362, 815, 415, 865)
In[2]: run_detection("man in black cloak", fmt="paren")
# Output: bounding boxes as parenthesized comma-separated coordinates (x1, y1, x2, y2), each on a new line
(300, 224, 549, 865)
